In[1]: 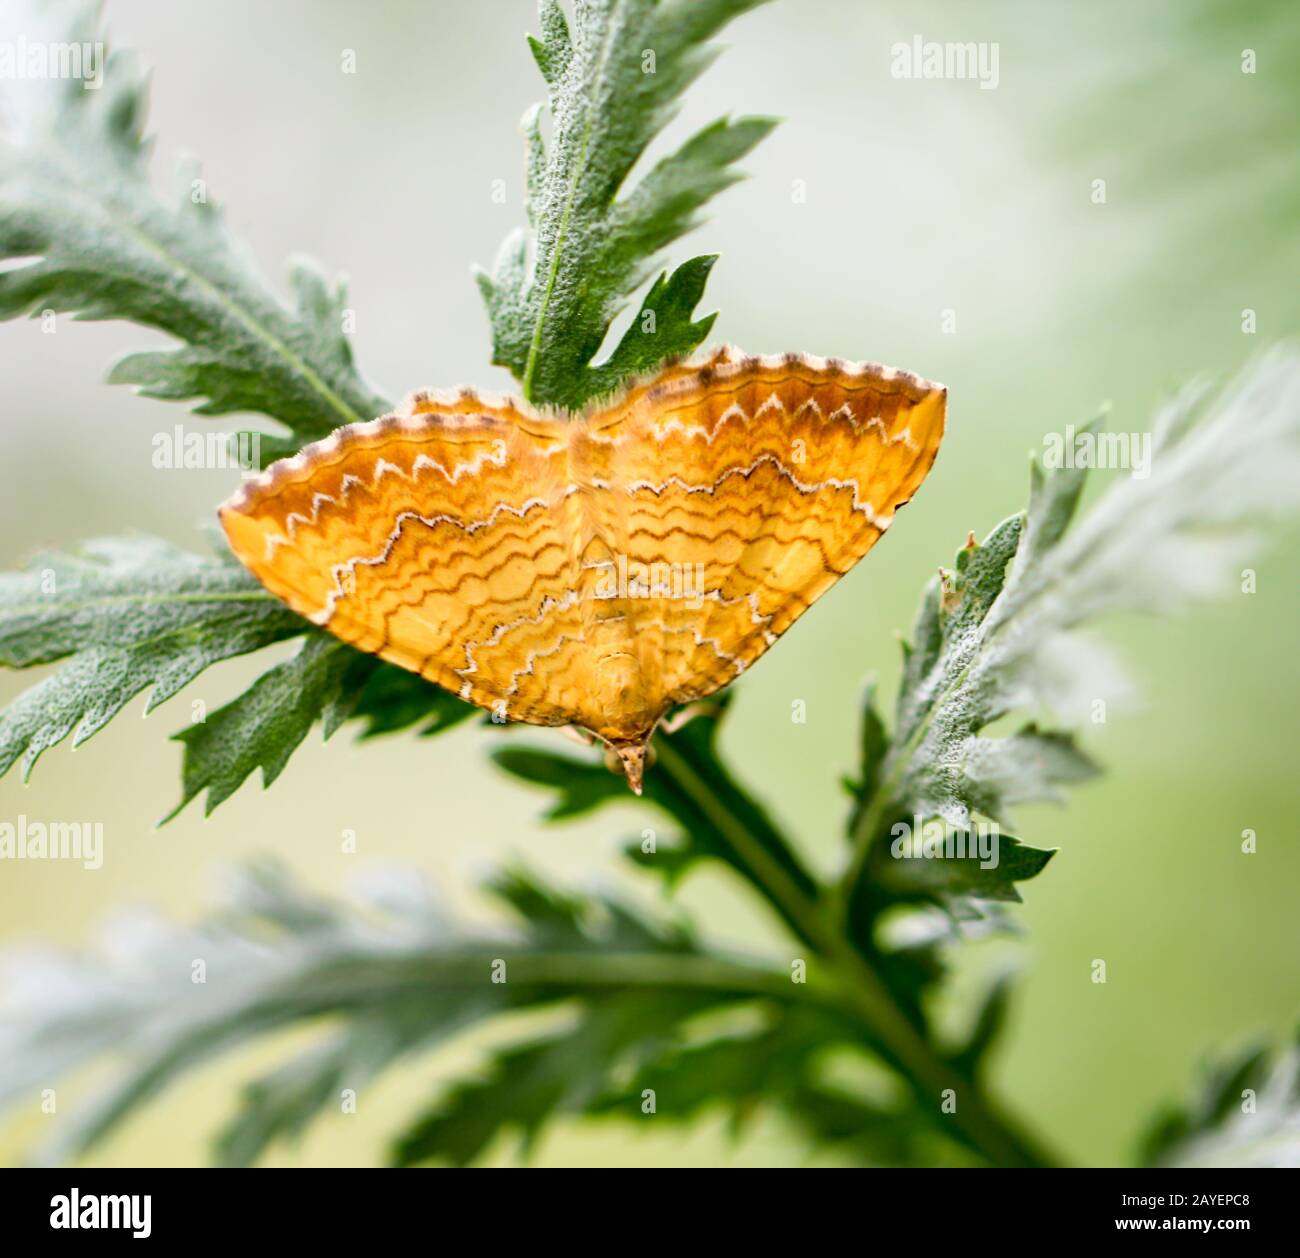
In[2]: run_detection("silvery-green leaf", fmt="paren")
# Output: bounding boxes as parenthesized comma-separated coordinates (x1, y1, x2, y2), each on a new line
(0, 1, 387, 449)
(478, 0, 776, 409)
(0, 536, 302, 780)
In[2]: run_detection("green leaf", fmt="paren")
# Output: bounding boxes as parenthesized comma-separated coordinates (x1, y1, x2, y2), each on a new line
(620, 830, 698, 886)
(590, 1006, 967, 1165)
(478, 0, 776, 409)
(166, 633, 359, 819)
(842, 352, 1300, 985)
(886, 514, 1028, 828)
(878, 830, 1057, 908)
(348, 660, 478, 741)
(491, 744, 628, 821)
(1017, 413, 1099, 569)
(1141, 1032, 1300, 1168)
(392, 990, 716, 1166)
(0, 859, 791, 1166)
(0, 2, 387, 449)
(0, 536, 303, 781)
(957, 725, 1099, 822)
(581, 254, 719, 399)
(0, 534, 476, 813)
(844, 350, 1300, 906)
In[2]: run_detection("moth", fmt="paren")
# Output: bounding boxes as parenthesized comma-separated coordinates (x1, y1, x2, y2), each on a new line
(220, 347, 946, 792)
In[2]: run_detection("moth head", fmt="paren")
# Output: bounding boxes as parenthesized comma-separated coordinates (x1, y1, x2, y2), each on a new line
(604, 738, 655, 795)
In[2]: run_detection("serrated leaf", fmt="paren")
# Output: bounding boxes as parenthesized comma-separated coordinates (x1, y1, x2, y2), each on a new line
(845, 350, 1300, 916)
(392, 990, 716, 1166)
(581, 254, 719, 398)
(886, 515, 1026, 828)
(590, 1006, 966, 1165)
(955, 725, 1099, 825)
(0, 858, 790, 1166)
(1017, 413, 1099, 569)
(166, 633, 357, 819)
(879, 830, 1056, 908)
(491, 744, 628, 821)
(0, 536, 303, 781)
(0, 534, 476, 811)
(0, 3, 387, 449)
(348, 659, 478, 741)
(478, 0, 776, 409)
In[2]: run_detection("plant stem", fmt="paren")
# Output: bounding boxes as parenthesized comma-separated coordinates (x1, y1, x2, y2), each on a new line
(653, 736, 1059, 1168)
(836, 742, 912, 913)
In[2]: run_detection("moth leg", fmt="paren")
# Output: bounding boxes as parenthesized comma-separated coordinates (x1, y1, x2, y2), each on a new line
(659, 702, 723, 734)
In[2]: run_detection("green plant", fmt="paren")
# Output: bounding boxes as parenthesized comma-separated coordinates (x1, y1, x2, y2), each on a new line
(1, 1, 1298, 1168)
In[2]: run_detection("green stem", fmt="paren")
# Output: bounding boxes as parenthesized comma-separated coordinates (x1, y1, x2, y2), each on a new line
(653, 736, 1059, 1169)
(836, 737, 916, 914)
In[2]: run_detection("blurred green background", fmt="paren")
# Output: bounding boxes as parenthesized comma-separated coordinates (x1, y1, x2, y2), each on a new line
(1, 0, 1297, 1167)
